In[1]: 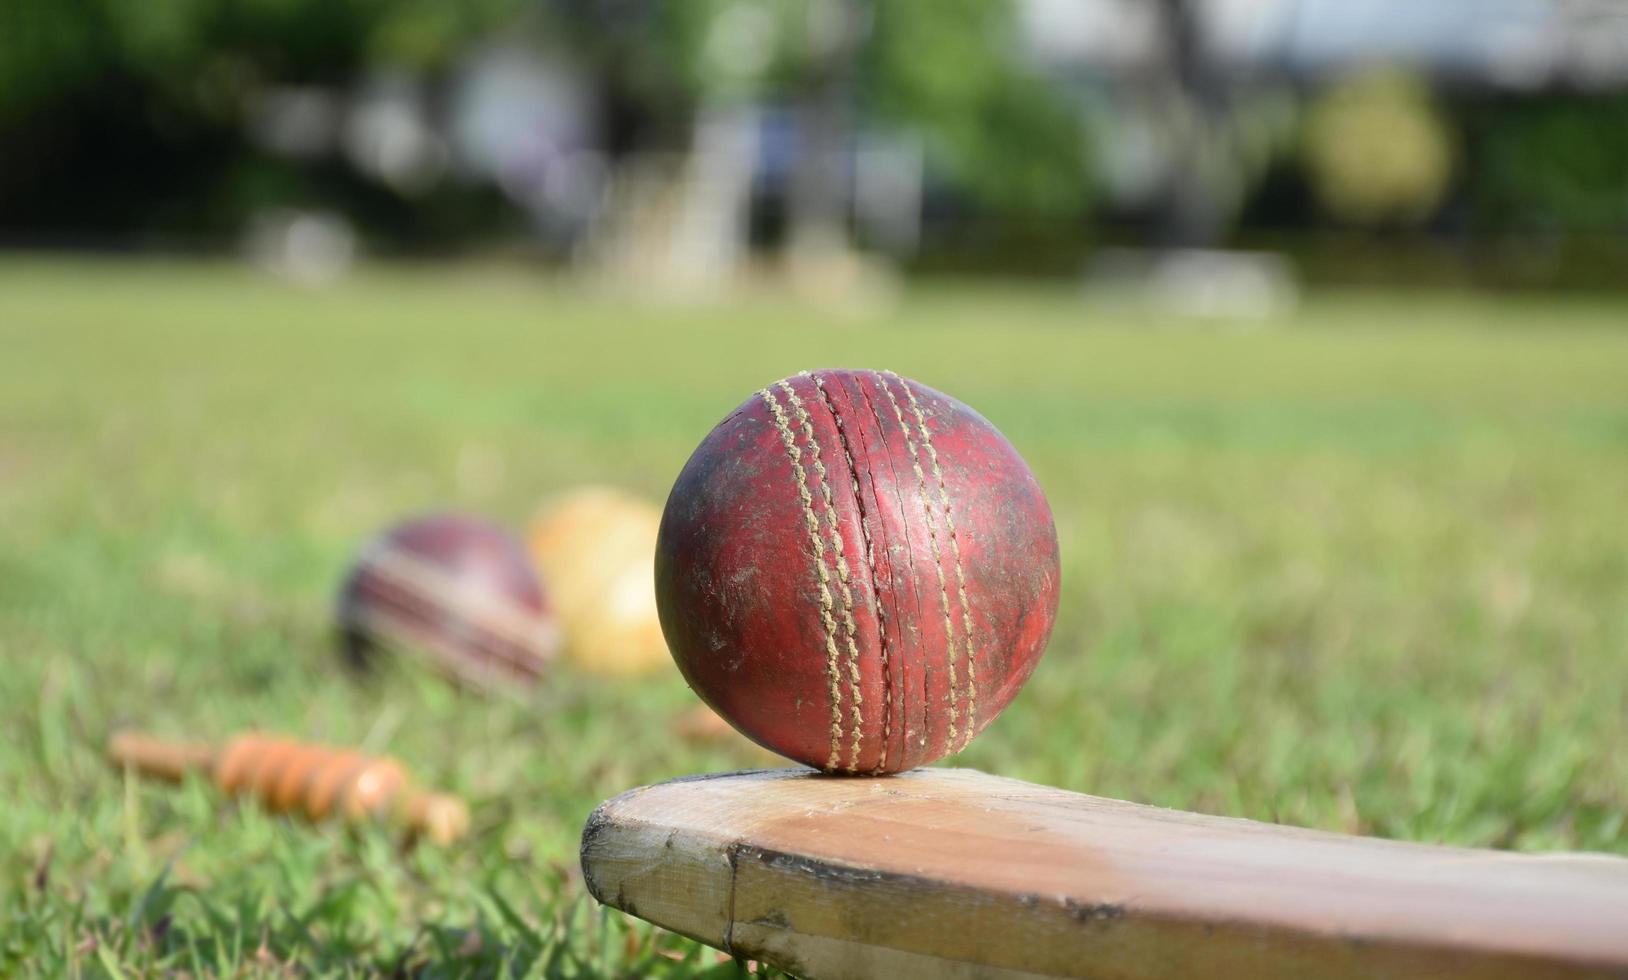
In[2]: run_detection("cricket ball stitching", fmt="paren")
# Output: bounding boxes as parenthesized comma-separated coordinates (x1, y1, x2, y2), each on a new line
(349, 603, 540, 689)
(877, 371, 961, 752)
(893, 372, 979, 751)
(855, 377, 929, 760)
(777, 378, 865, 771)
(351, 548, 556, 677)
(811, 371, 892, 772)
(758, 385, 847, 771)
(359, 549, 552, 648)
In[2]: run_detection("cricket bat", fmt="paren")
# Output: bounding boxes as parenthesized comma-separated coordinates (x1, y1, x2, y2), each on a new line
(581, 768, 1628, 979)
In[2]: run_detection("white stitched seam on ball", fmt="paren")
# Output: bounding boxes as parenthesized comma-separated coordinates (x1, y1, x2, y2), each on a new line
(759, 385, 847, 771)
(891, 371, 979, 752)
(876, 371, 959, 751)
(810, 371, 892, 773)
(780, 377, 865, 772)
(358, 549, 556, 666)
(349, 606, 537, 691)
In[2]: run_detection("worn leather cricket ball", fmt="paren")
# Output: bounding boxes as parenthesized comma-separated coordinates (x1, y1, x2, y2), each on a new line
(339, 513, 560, 691)
(655, 370, 1060, 774)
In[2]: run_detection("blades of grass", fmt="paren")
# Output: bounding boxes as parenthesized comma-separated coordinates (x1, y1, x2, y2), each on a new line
(479, 879, 553, 976)
(482, 879, 543, 948)
(598, 904, 612, 978)
(279, 900, 324, 966)
(125, 857, 176, 934)
(93, 942, 129, 980)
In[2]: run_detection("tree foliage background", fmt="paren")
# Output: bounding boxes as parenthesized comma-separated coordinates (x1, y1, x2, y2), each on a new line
(1, 0, 1625, 273)
(0, 0, 1087, 247)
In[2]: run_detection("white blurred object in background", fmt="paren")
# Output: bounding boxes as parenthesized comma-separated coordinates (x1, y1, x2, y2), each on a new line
(452, 44, 605, 242)
(1089, 248, 1299, 320)
(345, 74, 448, 197)
(245, 209, 357, 286)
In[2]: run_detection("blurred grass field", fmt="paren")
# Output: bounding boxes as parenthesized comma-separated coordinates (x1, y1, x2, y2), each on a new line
(2, 258, 1627, 976)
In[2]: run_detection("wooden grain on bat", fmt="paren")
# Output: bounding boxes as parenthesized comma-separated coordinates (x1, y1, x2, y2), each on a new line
(581, 768, 1628, 980)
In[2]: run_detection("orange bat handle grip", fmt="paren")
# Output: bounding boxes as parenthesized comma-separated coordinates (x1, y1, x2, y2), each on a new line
(108, 731, 469, 845)
(109, 731, 217, 783)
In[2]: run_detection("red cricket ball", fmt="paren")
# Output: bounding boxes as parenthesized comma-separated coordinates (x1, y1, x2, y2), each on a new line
(338, 513, 559, 690)
(655, 369, 1060, 774)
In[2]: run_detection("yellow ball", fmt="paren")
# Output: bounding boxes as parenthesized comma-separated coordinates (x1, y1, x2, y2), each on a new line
(526, 487, 670, 676)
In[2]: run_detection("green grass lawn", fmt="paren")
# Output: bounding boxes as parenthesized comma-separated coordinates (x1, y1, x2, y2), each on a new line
(2, 258, 1626, 976)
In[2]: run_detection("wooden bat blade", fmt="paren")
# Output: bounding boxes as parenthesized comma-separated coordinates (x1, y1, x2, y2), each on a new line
(580, 768, 1628, 980)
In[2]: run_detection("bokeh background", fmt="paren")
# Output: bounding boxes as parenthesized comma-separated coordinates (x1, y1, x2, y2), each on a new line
(7, 0, 1628, 287)
(2, 0, 1627, 975)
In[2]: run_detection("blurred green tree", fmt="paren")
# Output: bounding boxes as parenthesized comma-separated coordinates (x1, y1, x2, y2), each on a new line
(0, 0, 1089, 249)
(866, 0, 1090, 216)
(0, 0, 523, 122)
(0, 0, 526, 242)
(564, 0, 1091, 235)
(1463, 94, 1628, 235)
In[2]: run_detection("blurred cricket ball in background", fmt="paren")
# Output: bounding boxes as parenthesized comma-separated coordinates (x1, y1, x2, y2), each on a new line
(338, 513, 559, 690)
(526, 487, 670, 677)
(655, 369, 1060, 774)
